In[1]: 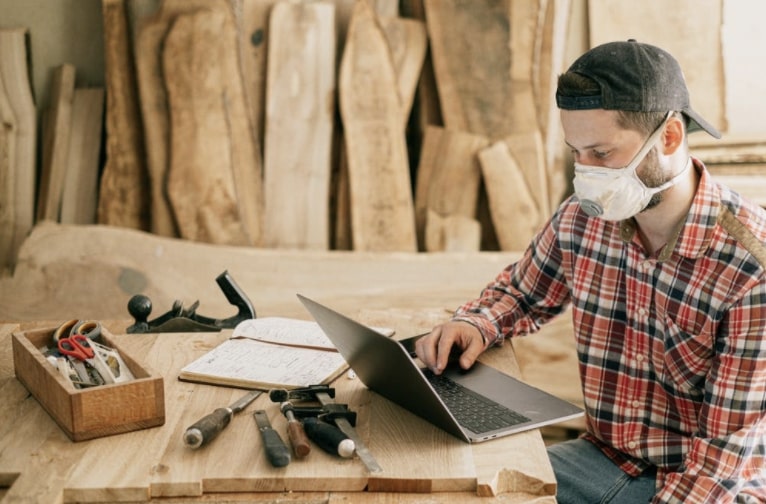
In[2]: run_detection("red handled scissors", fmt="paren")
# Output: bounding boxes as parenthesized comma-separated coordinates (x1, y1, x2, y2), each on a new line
(58, 334, 95, 361)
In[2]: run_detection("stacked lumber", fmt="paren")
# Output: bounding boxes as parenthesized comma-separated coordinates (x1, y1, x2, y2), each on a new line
(96, 0, 571, 252)
(0, 0, 574, 274)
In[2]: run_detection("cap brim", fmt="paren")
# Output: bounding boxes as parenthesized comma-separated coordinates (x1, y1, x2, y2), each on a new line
(684, 108, 721, 139)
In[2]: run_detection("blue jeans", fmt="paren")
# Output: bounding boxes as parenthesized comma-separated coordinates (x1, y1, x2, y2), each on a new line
(547, 439, 657, 503)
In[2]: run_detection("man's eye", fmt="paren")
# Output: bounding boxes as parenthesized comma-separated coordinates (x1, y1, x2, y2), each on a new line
(593, 150, 609, 159)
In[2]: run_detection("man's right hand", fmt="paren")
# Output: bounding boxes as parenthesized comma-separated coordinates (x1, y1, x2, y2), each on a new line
(414, 320, 485, 375)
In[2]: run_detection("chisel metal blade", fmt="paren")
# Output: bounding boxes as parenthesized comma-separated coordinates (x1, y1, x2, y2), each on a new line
(183, 389, 262, 449)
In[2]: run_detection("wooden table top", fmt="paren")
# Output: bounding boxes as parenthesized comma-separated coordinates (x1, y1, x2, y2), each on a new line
(0, 312, 557, 504)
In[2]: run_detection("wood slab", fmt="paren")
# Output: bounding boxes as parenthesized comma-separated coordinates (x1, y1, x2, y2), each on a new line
(414, 125, 488, 251)
(479, 141, 542, 251)
(508, 0, 550, 220)
(332, 12, 427, 251)
(378, 15, 427, 125)
(424, 0, 512, 139)
(425, 210, 481, 253)
(535, 0, 571, 210)
(163, 7, 264, 245)
(0, 221, 515, 323)
(37, 64, 76, 223)
(133, 0, 195, 238)
(237, 0, 281, 157)
(0, 28, 36, 273)
(262, 1, 336, 249)
(60, 88, 105, 225)
(339, 0, 417, 252)
(0, 74, 16, 276)
(98, 0, 151, 231)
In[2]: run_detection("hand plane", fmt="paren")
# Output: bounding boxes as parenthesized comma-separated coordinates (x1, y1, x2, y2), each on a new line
(126, 270, 255, 333)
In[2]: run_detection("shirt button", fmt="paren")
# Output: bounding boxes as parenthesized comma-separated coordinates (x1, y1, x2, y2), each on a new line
(636, 354, 645, 362)
(632, 400, 641, 408)
(637, 308, 647, 316)
(628, 441, 638, 449)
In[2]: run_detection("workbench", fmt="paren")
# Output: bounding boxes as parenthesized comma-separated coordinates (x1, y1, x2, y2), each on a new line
(0, 223, 582, 502)
(0, 314, 557, 503)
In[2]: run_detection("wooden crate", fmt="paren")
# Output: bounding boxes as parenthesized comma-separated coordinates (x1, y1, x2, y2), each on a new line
(11, 326, 165, 441)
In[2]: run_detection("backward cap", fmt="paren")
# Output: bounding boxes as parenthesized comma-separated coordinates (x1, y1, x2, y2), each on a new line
(556, 39, 721, 138)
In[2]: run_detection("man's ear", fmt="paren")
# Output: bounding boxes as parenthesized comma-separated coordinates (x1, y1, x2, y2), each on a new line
(662, 115, 685, 155)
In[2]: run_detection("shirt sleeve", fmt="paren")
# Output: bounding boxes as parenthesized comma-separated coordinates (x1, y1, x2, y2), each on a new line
(452, 211, 572, 349)
(653, 283, 766, 503)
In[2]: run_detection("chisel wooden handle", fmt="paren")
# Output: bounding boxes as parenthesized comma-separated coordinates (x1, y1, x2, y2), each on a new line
(254, 410, 291, 467)
(183, 407, 232, 449)
(280, 402, 311, 458)
(303, 417, 355, 458)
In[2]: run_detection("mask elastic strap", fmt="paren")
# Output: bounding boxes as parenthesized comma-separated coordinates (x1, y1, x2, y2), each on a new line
(647, 156, 692, 195)
(627, 111, 674, 175)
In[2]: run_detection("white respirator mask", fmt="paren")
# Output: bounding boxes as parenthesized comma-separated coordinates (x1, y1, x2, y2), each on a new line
(573, 113, 688, 221)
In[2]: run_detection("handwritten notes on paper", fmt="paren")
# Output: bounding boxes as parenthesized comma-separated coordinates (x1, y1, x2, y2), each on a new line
(179, 317, 349, 389)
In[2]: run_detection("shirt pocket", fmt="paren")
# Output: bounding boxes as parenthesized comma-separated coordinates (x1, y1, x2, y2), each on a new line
(653, 316, 712, 401)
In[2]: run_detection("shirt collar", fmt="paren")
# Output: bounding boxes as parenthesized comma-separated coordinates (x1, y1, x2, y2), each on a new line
(619, 157, 719, 260)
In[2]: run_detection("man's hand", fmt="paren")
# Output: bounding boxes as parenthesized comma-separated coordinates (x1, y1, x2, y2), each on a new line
(414, 320, 485, 375)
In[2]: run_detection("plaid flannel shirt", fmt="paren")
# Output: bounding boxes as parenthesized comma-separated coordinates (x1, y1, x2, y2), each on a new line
(454, 159, 766, 503)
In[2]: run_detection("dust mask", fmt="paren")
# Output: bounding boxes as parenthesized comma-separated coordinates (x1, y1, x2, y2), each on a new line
(573, 113, 688, 221)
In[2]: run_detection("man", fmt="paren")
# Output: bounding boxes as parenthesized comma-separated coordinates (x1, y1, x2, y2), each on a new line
(415, 40, 766, 503)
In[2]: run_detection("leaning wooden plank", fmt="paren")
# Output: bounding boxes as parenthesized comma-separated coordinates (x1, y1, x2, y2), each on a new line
(535, 0, 571, 211)
(424, 0, 512, 139)
(508, 0, 550, 220)
(216, 3, 265, 246)
(37, 64, 76, 223)
(0, 28, 36, 272)
(0, 76, 16, 275)
(60, 88, 105, 225)
(379, 15, 427, 125)
(478, 141, 542, 251)
(262, 1, 336, 249)
(237, 0, 280, 155)
(414, 125, 488, 250)
(339, 0, 417, 252)
(163, 9, 258, 245)
(425, 209, 481, 252)
(98, 0, 150, 231)
(133, 0, 233, 238)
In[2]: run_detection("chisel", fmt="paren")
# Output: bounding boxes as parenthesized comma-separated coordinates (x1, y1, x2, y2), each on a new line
(183, 389, 262, 449)
(253, 409, 291, 467)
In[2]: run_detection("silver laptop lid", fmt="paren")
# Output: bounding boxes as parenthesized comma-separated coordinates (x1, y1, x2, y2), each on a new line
(297, 294, 469, 440)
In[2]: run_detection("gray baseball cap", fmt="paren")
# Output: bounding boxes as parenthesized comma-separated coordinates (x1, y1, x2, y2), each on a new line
(556, 39, 721, 139)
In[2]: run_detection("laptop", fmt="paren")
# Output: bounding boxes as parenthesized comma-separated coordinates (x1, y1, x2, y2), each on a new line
(297, 294, 584, 443)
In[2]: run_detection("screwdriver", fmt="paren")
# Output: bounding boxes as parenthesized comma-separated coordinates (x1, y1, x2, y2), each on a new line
(183, 389, 262, 449)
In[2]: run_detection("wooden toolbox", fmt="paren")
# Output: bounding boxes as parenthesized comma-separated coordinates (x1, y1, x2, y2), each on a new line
(11, 326, 165, 441)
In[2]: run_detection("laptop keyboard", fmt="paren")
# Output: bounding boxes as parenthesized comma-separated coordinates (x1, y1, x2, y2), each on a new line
(424, 370, 531, 434)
